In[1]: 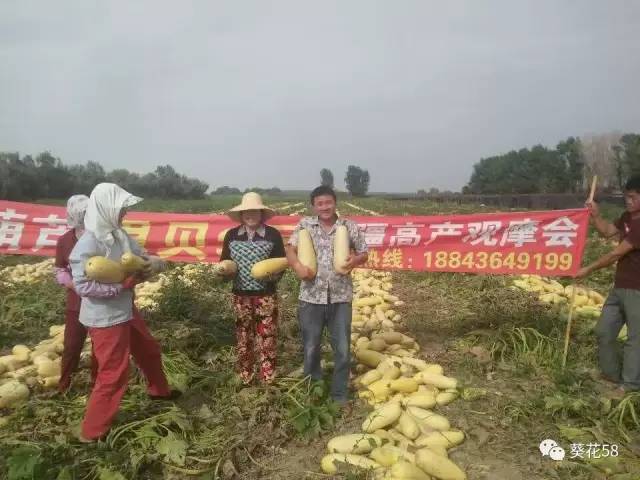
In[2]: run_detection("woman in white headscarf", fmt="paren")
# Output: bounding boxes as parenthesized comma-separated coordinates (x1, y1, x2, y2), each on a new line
(55, 194, 97, 393)
(69, 183, 177, 442)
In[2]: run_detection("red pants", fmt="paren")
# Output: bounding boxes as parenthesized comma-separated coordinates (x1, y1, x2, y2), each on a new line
(232, 294, 278, 384)
(59, 310, 98, 392)
(81, 311, 170, 439)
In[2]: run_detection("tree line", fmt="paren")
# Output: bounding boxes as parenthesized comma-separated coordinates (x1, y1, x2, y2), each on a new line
(465, 133, 640, 194)
(0, 152, 209, 200)
(318, 165, 371, 197)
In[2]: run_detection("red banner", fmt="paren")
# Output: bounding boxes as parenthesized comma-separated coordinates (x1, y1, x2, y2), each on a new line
(0, 200, 589, 277)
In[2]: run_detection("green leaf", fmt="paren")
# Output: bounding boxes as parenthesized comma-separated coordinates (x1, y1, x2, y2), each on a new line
(156, 432, 188, 466)
(290, 410, 310, 433)
(197, 404, 214, 420)
(130, 450, 146, 470)
(98, 468, 127, 480)
(168, 373, 189, 392)
(7, 447, 46, 480)
(556, 425, 593, 443)
(56, 466, 74, 480)
(318, 410, 335, 429)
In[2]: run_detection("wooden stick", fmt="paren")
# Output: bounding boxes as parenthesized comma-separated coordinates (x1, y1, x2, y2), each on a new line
(562, 285, 577, 369)
(588, 175, 598, 203)
(563, 176, 599, 369)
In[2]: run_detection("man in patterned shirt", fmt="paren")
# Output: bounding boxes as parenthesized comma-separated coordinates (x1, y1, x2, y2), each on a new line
(286, 186, 368, 405)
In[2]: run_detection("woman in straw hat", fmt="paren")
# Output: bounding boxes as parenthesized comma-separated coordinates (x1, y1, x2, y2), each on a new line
(219, 192, 286, 385)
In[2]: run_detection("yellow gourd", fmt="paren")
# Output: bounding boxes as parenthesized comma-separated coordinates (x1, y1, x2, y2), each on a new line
(85, 256, 126, 283)
(414, 372, 457, 389)
(40, 376, 60, 388)
(250, 258, 289, 280)
(0, 380, 30, 408)
(436, 389, 459, 406)
(391, 461, 432, 480)
(333, 225, 351, 274)
(415, 448, 467, 480)
(355, 297, 383, 308)
(402, 392, 437, 409)
(397, 411, 421, 440)
(120, 252, 149, 273)
(407, 406, 451, 431)
(356, 349, 386, 368)
(370, 445, 416, 467)
(49, 325, 65, 337)
(11, 345, 31, 362)
(326, 434, 383, 454)
(362, 402, 402, 432)
(415, 431, 465, 450)
(37, 359, 61, 377)
(215, 260, 238, 276)
(389, 378, 419, 394)
(297, 229, 317, 276)
(320, 454, 381, 474)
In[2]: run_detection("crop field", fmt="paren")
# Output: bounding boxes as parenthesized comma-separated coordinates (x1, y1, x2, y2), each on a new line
(0, 196, 638, 480)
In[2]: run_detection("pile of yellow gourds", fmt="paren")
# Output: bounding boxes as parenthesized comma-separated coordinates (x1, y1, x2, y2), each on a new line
(321, 268, 467, 480)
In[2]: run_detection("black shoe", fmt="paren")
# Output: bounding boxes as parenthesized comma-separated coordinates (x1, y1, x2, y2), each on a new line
(149, 389, 182, 401)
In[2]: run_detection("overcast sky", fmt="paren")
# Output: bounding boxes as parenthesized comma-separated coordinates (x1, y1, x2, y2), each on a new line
(1, 1, 639, 193)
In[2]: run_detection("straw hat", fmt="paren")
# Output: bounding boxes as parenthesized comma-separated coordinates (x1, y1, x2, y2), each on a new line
(227, 192, 276, 222)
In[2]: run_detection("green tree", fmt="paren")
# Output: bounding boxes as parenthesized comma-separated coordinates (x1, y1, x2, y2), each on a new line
(467, 146, 570, 194)
(557, 137, 584, 193)
(68, 161, 107, 195)
(213, 186, 241, 195)
(107, 169, 141, 193)
(320, 168, 334, 188)
(0, 151, 210, 200)
(344, 165, 370, 197)
(618, 134, 640, 186)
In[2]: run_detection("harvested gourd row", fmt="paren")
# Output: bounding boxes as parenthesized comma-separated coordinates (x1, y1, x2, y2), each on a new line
(0, 325, 92, 411)
(511, 274, 604, 319)
(321, 268, 468, 479)
(134, 274, 168, 310)
(1, 261, 231, 415)
(0, 259, 54, 285)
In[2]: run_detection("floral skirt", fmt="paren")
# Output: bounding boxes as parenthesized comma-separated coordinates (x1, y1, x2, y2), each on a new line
(232, 294, 278, 384)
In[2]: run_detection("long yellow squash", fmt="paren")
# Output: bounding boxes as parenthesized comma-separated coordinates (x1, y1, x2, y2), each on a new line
(215, 260, 238, 276)
(85, 256, 126, 283)
(251, 258, 289, 280)
(362, 401, 402, 432)
(120, 252, 149, 273)
(333, 225, 350, 274)
(391, 461, 432, 480)
(297, 229, 317, 276)
(0, 380, 30, 408)
(415, 430, 465, 449)
(320, 454, 381, 474)
(415, 448, 467, 480)
(326, 434, 383, 454)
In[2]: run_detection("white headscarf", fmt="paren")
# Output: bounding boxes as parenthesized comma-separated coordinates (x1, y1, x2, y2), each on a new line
(66, 194, 89, 230)
(84, 183, 142, 253)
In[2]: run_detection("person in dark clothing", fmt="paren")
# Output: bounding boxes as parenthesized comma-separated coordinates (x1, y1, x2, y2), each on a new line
(577, 174, 640, 399)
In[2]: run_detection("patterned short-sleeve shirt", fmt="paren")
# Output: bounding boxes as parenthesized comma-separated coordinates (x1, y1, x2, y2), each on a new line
(289, 216, 367, 304)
